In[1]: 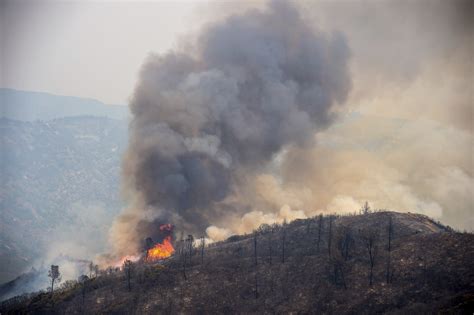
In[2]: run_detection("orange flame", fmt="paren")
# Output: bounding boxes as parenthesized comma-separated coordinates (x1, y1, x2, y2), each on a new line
(147, 236, 175, 261)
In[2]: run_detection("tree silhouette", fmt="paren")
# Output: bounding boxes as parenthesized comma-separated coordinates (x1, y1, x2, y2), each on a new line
(386, 215, 394, 283)
(123, 259, 132, 291)
(361, 228, 379, 286)
(48, 265, 61, 297)
(317, 214, 323, 253)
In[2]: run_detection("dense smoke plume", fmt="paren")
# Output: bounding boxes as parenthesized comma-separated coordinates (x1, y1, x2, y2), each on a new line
(208, 0, 473, 235)
(111, 0, 351, 255)
(110, 0, 472, 253)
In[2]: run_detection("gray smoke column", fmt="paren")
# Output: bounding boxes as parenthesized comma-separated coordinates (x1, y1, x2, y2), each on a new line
(112, 0, 351, 255)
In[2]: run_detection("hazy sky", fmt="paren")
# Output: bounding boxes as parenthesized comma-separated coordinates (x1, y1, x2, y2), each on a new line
(1, 0, 472, 231)
(1, 0, 212, 104)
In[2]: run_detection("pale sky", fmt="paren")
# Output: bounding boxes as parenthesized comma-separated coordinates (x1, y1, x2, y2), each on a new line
(1, 0, 213, 104)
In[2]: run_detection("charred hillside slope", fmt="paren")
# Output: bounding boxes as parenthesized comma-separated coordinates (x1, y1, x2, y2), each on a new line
(2, 211, 474, 314)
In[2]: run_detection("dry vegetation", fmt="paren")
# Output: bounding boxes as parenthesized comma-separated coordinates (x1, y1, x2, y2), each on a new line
(2, 211, 474, 314)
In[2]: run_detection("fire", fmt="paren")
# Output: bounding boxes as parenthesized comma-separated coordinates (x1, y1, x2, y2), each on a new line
(147, 236, 175, 261)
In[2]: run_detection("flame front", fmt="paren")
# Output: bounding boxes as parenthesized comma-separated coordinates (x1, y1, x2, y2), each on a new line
(147, 236, 175, 261)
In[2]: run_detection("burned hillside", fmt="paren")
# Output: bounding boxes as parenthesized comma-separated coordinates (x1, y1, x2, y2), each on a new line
(2, 210, 474, 314)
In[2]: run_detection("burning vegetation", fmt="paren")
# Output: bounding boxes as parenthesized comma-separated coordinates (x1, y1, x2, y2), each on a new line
(145, 224, 175, 262)
(146, 236, 175, 262)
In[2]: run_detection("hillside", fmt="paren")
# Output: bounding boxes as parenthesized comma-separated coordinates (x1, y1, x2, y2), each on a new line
(0, 116, 127, 283)
(2, 211, 473, 314)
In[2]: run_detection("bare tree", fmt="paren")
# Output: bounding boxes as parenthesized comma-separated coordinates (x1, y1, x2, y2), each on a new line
(94, 265, 99, 278)
(317, 214, 323, 253)
(48, 265, 61, 297)
(336, 226, 353, 261)
(386, 215, 394, 284)
(200, 236, 205, 264)
(123, 259, 132, 291)
(360, 228, 379, 286)
(328, 216, 333, 257)
(268, 226, 273, 265)
(254, 231, 258, 266)
(186, 235, 194, 264)
(330, 256, 347, 289)
(331, 226, 353, 289)
(281, 221, 287, 263)
(360, 201, 371, 215)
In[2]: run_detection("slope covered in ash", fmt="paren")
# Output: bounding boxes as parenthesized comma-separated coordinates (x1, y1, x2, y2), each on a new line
(2, 211, 473, 314)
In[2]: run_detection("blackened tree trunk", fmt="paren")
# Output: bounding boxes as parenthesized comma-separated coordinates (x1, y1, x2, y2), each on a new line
(48, 265, 60, 298)
(200, 236, 205, 265)
(122, 260, 132, 292)
(281, 227, 286, 264)
(328, 216, 333, 257)
(361, 228, 378, 286)
(317, 214, 323, 253)
(268, 228, 273, 265)
(386, 215, 393, 284)
(254, 231, 258, 266)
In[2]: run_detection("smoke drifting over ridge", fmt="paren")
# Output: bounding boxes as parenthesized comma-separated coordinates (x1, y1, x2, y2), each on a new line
(223, 0, 473, 234)
(111, 1, 350, 255)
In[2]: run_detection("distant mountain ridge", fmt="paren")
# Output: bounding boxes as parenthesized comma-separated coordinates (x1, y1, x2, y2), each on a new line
(0, 88, 129, 121)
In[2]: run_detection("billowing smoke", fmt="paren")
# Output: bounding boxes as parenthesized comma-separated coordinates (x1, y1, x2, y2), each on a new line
(110, 0, 351, 256)
(211, 0, 473, 234)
